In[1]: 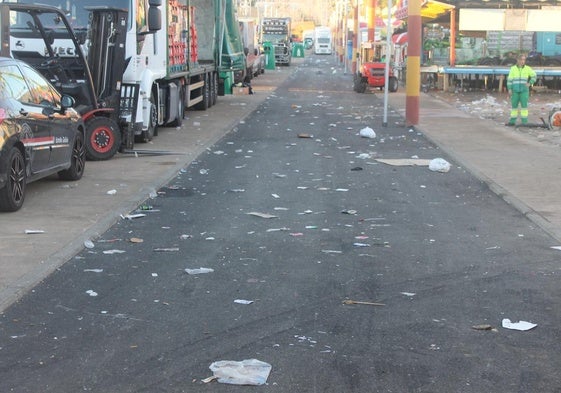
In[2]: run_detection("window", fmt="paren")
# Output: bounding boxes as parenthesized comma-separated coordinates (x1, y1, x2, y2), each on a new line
(19, 65, 60, 107)
(0, 65, 33, 104)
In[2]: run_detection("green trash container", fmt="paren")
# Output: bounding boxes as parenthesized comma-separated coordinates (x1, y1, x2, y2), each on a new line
(219, 71, 233, 95)
(292, 43, 305, 58)
(263, 42, 276, 70)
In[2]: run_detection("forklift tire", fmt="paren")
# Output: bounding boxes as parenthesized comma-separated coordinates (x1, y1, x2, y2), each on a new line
(85, 116, 121, 161)
(354, 77, 367, 94)
(194, 74, 210, 111)
(389, 77, 398, 93)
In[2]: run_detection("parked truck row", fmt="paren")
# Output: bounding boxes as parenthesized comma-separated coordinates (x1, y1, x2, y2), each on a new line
(8, 0, 247, 161)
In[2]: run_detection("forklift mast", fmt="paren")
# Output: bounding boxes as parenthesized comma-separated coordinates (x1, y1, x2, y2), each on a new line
(85, 7, 129, 112)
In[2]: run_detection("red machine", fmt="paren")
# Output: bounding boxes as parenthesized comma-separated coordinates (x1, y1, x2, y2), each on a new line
(353, 62, 399, 93)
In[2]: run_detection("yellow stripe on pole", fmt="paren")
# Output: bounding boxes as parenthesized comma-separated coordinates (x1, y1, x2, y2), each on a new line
(406, 56, 420, 96)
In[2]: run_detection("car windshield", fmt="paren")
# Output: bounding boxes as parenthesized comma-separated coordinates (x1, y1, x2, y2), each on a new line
(15, 0, 130, 31)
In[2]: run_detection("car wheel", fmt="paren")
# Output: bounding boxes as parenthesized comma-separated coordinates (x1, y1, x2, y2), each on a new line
(0, 147, 26, 212)
(58, 130, 86, 180)
(85, 116, 121, 161)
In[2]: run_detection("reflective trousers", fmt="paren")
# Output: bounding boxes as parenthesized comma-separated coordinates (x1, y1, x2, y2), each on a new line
(510, 90, 529, 124)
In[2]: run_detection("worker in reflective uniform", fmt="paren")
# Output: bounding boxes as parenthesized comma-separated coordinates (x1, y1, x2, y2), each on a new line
(507, 54, 537, 125)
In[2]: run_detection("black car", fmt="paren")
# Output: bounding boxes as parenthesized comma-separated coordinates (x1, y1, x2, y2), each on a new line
(0, 57, 85, 212)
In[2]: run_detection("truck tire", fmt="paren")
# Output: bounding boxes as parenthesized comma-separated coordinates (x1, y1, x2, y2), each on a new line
(195, 74, 210, 111)
(58, 130, 86, 180)
(210, 72, 218, 107)
(389, 77, 398, 92)
(139, 93, 157, 142)
(85, 116, 121, 161)
(0, 147, 26, 212)
(168, 86, 185, 127)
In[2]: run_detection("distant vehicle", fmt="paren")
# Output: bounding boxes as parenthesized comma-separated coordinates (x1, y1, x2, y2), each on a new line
(0, 57, 85, 212)
(262, 17, 292, 66)
(314, 26, 333, 55)
(353, 62, 399, 93)
(303, 29, 314, 49)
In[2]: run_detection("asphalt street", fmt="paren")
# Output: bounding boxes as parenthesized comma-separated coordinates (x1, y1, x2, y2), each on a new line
(1, 55, 561, 392)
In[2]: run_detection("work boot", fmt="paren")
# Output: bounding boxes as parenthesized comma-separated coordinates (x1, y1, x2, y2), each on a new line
(507, 118, 516, 126)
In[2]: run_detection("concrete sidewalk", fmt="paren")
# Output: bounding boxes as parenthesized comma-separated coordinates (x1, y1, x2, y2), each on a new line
(388, 91, 561, 243)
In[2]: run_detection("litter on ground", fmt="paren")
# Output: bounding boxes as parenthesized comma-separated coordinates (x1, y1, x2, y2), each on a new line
(375, 158, 432, 167)
(428, 158, 451, 173)
(501, 318, 537, 331)
(247, 212, 278, 219)
(185, 267, 214, 275)
(343, 299, 385, 306)
(359, 127, 376, 139)
(208, 359, 272, 385)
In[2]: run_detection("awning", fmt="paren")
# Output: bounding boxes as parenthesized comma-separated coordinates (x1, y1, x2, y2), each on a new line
(421, 0, 455, 20)
(376, 16, 406, 28)
(394, 0, 455, 21)
(392, 32, 408, 45)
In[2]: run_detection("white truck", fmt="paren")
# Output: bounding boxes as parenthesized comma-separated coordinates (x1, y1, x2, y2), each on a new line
(314, 26, 332, 55)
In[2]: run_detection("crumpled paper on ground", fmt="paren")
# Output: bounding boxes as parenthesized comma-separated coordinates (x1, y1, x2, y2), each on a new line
(359, 127, 376, 139)
(502, 318, 537, 331)
(428, 158, 451, 173)
(209, 359, 272, 385)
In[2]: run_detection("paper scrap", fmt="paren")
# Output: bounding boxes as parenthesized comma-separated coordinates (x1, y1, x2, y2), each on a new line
(247, 212, 278, 219)
(234, 299, 254, 305)
(103, 249, 125, 254)
(375, 158, 432, 167)
(185, 267, 214, 275)
(502, 318, 537, 331)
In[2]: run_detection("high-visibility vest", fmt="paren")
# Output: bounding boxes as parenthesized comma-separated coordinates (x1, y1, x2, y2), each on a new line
(507, 65, 537, 93)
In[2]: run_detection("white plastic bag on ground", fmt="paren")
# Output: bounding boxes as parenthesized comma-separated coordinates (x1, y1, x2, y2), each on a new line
(359, 127, 376, 139)
(428, 158, 451, 173)
(209, 359, 272, 385)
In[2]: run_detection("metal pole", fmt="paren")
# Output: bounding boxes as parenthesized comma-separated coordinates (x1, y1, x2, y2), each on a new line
(344, 0, 348, 74)
(383, 0, 392, 127)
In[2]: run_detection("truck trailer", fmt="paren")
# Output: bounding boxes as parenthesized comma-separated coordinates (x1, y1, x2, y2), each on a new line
(12, 0, 246, 160)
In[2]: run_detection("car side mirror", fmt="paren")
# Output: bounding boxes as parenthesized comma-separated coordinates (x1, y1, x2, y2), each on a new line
(60, 95, 75, 111)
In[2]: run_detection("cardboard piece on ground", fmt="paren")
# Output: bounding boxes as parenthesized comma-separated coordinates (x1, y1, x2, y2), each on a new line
(232, 87, 250, 95)
(376, 158, 432, 167)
